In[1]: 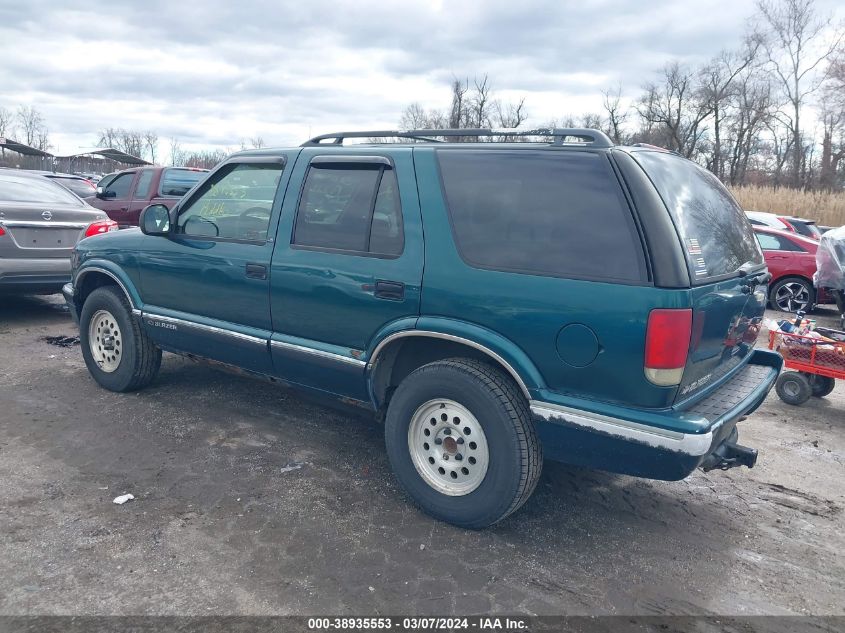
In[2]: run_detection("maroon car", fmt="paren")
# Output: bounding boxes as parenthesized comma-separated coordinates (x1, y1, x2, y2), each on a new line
(89, 166, 207, 228)
(754, 226, 829, 312)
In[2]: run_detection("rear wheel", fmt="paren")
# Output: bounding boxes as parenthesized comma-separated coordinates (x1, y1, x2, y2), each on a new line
(775, 371, 811, 406)
(384, 358, 542, 528)
(80, 286, 161, 392)
(770, 277, 815, 313)
(805, 374, 836, 398)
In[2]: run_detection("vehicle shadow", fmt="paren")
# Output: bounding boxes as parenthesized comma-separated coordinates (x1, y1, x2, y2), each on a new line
(0, 293, 70, 328)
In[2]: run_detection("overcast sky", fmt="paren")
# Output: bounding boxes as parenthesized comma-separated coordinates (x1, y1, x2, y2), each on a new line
(1, 0, 843, 158)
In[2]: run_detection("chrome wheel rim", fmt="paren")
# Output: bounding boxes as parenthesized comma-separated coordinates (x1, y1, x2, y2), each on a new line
(407, 399, 489, 496)
(774, 282, 810, 312)
(88, 309, 122, 373)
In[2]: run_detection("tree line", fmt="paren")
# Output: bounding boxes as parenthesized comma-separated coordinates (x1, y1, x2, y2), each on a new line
(399, 0, 845, 191)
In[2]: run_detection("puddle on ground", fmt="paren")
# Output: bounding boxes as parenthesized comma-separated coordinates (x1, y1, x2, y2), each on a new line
(43, 335, 80, 348)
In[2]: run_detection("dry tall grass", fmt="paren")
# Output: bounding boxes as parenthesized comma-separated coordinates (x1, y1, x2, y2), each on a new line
(730, 185, 845, 228)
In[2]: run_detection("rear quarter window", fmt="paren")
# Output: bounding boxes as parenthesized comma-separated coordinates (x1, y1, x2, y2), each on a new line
(633, 150, 763, 281)
(436, 150, 647, 283)
(159, 168, 205, 197)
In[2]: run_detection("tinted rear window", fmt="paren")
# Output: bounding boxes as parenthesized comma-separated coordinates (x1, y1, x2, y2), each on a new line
(0, 175, 84, 205)
(789, 220, 821, 239)
(47, 176, 95, 198)
(634, 151, 763, 281)
(437, 150, 646, 282)
(160, 168, 205, 197)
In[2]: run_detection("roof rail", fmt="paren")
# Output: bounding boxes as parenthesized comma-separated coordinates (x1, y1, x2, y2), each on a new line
(302, 128, 614, 148)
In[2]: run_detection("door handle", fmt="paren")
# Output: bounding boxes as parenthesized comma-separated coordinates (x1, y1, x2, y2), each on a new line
(245, 263, 267, 279)
(374, 279, 404, 300)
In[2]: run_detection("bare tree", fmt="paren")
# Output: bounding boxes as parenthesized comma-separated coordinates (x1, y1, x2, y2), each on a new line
(96, 128, 144, 158)
(169, 138, 186, 167)
(249, 137, 266, 149)
(0, 106, 12, 161)
(468, 75, 493, 128)
(637, 62, 713, 158)
(725, 70, 775, 184)
(700, 38, 761, 178)
(182, 149, 228, 170)
(601, 85, 628, 144)
(494, 97, 527, 128)
(0, 106, 12, 138)
(16, 105, 46, 147)
(756, 0, 844, 187)
(143, 131, 159, 164)
(448, 78, 469, 129)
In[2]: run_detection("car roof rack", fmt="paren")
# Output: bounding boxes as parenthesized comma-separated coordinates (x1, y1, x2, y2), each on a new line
(301, 128, 614, 148)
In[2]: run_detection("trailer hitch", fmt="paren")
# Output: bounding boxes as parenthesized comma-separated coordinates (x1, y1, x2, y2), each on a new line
(701, 440, 758, 472)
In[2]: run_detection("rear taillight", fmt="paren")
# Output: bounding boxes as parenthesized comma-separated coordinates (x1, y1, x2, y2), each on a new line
(644, 308, 693, 386)
(0, 226, 5, 236)
(84, 219, 119, 237)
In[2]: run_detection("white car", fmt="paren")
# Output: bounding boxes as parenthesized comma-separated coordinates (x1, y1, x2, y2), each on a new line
(746, 210, 822, 240)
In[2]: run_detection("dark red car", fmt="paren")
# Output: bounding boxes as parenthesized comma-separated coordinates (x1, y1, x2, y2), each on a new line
(88, 166, 207, 228)
(754, 226, 829, 312)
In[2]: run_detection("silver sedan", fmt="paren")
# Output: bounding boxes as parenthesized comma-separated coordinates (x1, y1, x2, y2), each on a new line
(0, 169, 116, 294)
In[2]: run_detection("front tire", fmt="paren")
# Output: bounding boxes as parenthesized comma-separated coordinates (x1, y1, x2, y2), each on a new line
(80, 286, 161, 392)
(775, 371, 811, 406)
(384, 358, 542, 528)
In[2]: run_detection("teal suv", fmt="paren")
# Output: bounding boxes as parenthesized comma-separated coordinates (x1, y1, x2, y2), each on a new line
(65, 128, 782, 528)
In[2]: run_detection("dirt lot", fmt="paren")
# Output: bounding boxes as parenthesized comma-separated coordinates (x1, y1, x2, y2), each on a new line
(0, 294, 843, 616)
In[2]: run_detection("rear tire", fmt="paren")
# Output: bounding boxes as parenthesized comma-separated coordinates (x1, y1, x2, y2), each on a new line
(775, 371, 811, 406)
(80, 286, 161, 392)
(384, 358, 542, 529)
(806, 374, 835, 398)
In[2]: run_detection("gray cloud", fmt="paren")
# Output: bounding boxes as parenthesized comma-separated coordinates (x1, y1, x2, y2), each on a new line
(1, 0, 842, 156)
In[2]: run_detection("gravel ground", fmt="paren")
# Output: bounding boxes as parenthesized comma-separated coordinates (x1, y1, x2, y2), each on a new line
(0, 294, 843, 616)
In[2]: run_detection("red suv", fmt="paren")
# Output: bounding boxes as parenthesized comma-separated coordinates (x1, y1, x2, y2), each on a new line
(754, 226, 829, 312)
(89, 166, 207, 228)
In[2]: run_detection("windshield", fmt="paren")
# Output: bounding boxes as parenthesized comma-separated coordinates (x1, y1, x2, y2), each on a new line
(633, 150, 763, 282)
(0, 174, 85, 206)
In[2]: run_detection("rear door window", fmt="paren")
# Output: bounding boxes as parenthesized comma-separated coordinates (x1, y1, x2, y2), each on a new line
(756, 233, 805, 252)
(436, 150, 646, 282)
(293, 162, 404, 257)
(632, 150, 763, 282)
(133, 170, 154, 199)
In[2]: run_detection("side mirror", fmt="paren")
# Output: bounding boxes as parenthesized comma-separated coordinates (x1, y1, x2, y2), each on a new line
(95, 187, 116, 200)
(139, 204, 171, 236)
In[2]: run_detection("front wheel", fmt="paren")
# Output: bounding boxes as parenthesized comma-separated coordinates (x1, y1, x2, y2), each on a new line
(384, 358, 542, 529)
(80, 286, 161, 392)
